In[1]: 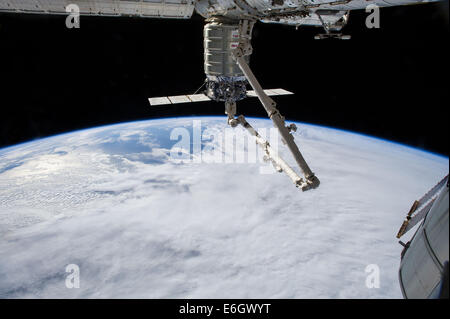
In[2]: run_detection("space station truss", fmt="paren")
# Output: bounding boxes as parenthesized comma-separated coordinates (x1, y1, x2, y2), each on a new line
(0, 0, 195, 19)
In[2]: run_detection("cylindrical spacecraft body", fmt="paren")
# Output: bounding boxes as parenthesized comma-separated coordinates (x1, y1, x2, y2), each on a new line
(203, 18, 250, 102)
(399, 183, 449, 298)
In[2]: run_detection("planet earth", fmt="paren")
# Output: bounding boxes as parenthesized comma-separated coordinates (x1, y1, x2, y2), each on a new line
(0, 116, 447, 298)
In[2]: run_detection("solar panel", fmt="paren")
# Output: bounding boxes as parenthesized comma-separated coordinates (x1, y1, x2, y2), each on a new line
(270, 88, 294, 95)
(247, 89, 293, 97)
(264, 89, 279, 96)
(167, 95, 191, 104)
(188, 94, 211, 102)
(246, 90, 257, 97)
(148, 97, 171, 106)
(148, 89, 294, 106)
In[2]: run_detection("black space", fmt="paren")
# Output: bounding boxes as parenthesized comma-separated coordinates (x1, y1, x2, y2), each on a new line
(0, 2, 448, 155)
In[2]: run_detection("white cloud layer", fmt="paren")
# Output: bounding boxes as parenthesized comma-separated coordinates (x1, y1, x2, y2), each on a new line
(0, 117, 448, 298)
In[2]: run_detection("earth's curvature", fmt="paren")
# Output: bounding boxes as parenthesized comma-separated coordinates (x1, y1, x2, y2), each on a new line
(0, 116, 448, 298)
